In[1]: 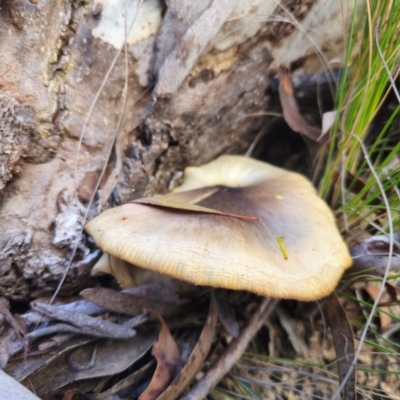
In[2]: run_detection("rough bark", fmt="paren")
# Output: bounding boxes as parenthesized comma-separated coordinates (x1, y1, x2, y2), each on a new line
(0, 0, 356, 299)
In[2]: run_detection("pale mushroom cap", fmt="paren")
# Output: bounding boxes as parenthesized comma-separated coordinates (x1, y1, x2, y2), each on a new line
(85, 155, 352, 301)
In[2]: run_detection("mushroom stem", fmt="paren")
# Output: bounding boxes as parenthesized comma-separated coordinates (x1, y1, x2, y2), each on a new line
(215, 289, 239, 338)
(181, 297, 278, 400)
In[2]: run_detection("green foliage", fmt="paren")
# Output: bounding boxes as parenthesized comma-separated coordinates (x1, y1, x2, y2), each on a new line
(320, 0, 400, 234)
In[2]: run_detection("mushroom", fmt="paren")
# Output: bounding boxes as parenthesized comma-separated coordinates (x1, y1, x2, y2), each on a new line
(85, 155, 352, 301)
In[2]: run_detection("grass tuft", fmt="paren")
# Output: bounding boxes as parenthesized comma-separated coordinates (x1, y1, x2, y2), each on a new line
(320, 0, 400, 236)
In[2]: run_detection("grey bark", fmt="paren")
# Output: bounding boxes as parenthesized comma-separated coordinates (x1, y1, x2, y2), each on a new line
(0, 0, 356, 299)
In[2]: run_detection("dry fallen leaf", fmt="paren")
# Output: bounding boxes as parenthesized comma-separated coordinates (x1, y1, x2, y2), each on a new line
(80, 287, 191, 318)
(15, 332, 157, 398)
(135, 195, 259, 221)
(139, 311, 182, 400)
(278, 64, 327, 144)
(349, 231, 400, 276)
(65, 362, 154, 400)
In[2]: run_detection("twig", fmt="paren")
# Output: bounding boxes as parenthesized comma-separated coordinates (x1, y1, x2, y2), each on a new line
(181, 297, 278, 400)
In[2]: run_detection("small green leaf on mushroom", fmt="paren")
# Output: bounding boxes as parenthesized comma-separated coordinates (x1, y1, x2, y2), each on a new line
(277, 236, 289, 260)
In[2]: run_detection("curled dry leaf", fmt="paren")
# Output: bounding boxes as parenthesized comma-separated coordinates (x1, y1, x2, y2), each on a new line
(349, 231, 400, 276)
(139, 310, 182, 400)
(85, 155, 352, 301)
(278, 65, 327, 144)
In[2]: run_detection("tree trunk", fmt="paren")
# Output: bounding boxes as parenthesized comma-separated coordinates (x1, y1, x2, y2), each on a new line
(0, 0, 356, 299)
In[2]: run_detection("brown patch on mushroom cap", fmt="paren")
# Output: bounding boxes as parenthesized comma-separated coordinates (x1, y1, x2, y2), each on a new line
(85, 155, 352, 301)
